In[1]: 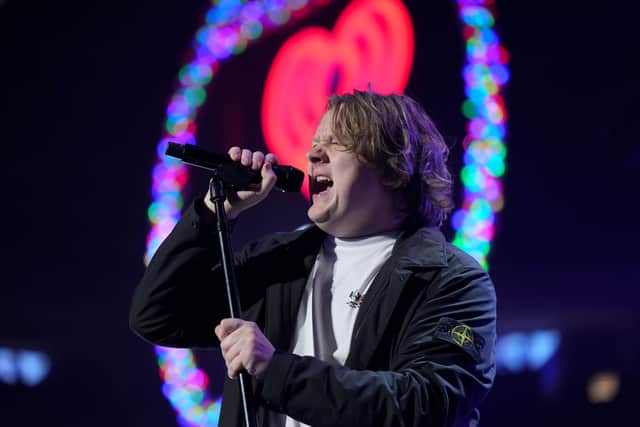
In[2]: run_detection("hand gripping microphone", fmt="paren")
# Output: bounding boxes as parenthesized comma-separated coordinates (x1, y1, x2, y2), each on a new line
(165, 142, 304, 192)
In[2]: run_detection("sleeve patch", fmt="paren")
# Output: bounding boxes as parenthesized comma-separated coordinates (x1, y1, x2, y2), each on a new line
(434, 317, 485, 363)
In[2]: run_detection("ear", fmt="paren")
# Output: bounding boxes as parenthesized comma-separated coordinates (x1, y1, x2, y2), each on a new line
(381, 174, 409, 208)
(380, 172, 403, 189)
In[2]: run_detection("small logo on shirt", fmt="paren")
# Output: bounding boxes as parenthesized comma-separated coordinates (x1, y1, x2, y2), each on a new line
(347, 290, 365, 308)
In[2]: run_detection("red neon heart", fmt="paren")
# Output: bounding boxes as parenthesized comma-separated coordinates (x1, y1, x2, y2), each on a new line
(261, 0, 414, 198)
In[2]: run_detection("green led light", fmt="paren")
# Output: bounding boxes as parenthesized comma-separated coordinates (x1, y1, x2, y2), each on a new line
(232, 39, 248, 54)
(241, 20, 263, 39)
(183, 87, 206, 107)
(269, 9, 291, 25)
(462, 100, 478, 119)
(470, 198, 492, 220)
(486, 156, 505, 177)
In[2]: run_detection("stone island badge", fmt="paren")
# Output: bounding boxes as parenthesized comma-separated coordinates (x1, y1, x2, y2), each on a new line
(451, 324, 474, 347)
(434, 317, 485, 363)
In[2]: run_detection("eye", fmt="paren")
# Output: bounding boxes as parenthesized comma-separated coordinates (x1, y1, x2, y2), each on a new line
(329, 139, 349, 151)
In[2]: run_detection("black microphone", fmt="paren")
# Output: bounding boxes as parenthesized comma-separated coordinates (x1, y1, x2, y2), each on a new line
(165, 142, 304, 192)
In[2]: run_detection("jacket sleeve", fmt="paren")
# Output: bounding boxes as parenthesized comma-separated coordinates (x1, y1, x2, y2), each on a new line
(129, 199, 268, 348)
(258, 264, 496, 427)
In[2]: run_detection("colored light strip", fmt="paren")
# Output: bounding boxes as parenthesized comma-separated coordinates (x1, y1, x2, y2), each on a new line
(451, 0, 510, 269)
(145, 1, 329, 426)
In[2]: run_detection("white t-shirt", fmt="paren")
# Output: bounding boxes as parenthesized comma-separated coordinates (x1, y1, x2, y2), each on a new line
(281, 232, 398, 427)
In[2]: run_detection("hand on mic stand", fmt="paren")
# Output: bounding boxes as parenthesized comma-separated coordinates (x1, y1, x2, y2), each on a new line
(169, 143, 287, 427)
(166, 142, 292, 427)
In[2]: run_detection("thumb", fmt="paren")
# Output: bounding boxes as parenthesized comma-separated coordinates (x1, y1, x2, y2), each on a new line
(261, 160, 277, 192)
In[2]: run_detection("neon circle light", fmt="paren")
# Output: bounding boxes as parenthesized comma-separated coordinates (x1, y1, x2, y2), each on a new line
(143, 1, 508, 426)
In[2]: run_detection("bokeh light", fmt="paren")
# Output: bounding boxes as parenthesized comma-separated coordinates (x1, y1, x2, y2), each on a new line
(452, 0, 510, 269)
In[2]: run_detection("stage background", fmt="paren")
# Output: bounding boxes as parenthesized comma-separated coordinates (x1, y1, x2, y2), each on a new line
(2, 0, 638, 425)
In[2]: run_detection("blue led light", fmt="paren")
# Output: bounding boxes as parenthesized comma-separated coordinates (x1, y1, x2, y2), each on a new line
(16, 350, 51, 386)
(0, 347, 18, 384)
(496, 332, 528, 372)
(527, 331, 561, 370)
(496, 330, 561, 373)
(0, 347, 51, 386)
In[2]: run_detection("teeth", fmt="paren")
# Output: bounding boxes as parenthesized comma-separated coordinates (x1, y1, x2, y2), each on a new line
(315, 176, 331, 183)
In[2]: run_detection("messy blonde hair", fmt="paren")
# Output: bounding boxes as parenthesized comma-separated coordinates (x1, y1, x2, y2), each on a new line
(328, 90, 454, 227)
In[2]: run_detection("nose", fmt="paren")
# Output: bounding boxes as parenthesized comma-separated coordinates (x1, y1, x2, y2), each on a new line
(306, 144, 328, 164)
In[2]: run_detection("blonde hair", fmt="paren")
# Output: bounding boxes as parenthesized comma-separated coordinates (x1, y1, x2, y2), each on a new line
(328, 90, 454, 227)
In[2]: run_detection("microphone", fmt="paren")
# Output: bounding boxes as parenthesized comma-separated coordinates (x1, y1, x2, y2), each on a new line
(165, 142, 304, 192)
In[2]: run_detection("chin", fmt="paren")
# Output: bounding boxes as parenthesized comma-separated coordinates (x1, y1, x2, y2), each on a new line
(307, 205, 329, 225)
(307, 207, 339, 236)
(309, 216, 358, 238)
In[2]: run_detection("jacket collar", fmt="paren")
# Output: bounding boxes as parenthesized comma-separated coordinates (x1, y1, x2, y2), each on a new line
(347, 225, 448, 369)
(391, 225, 449, 269)
(287, 223, 449, 269)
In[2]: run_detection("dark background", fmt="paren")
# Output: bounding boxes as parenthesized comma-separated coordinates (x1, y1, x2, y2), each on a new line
(2, 0, 638, 425)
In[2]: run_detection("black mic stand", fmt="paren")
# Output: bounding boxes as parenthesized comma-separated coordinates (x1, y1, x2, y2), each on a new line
(208, 174, 257, 427)
(165, 142, 303, 427)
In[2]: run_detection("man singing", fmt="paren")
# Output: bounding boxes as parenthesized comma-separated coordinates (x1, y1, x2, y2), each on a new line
(130, 90, 497, 426)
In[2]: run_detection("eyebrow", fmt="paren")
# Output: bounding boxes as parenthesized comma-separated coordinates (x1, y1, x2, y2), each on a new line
(312, 136, 334, 144)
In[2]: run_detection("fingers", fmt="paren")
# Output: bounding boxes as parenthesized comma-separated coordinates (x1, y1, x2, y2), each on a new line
(251, 151, 264, 171)
(265, 153, 277, 165)
(215, 319, 274, 379)
(228, 146, 241, 161)
(222, 147, 279, 216)
(258, 167, 275, 196)
(218, 321, 253, 378)
(227, 147, 279, 193)
(261, 153, 278, 191)
(223, 331, 254, 377)
(215, 318, 243, 341)
(227, 147, 278, 171)
(227, 146, 253, 167)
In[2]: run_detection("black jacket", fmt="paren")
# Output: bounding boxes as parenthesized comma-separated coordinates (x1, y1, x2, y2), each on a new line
(130, 200, 497, 427)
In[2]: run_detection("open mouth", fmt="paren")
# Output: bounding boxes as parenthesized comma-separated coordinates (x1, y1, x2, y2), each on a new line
(309, 175, 334, 198)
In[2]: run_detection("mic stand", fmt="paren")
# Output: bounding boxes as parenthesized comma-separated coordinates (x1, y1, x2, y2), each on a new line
(208, 175, 257, 427)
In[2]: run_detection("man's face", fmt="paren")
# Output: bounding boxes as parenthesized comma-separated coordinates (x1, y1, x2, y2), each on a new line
(306, 110, 401, 238)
